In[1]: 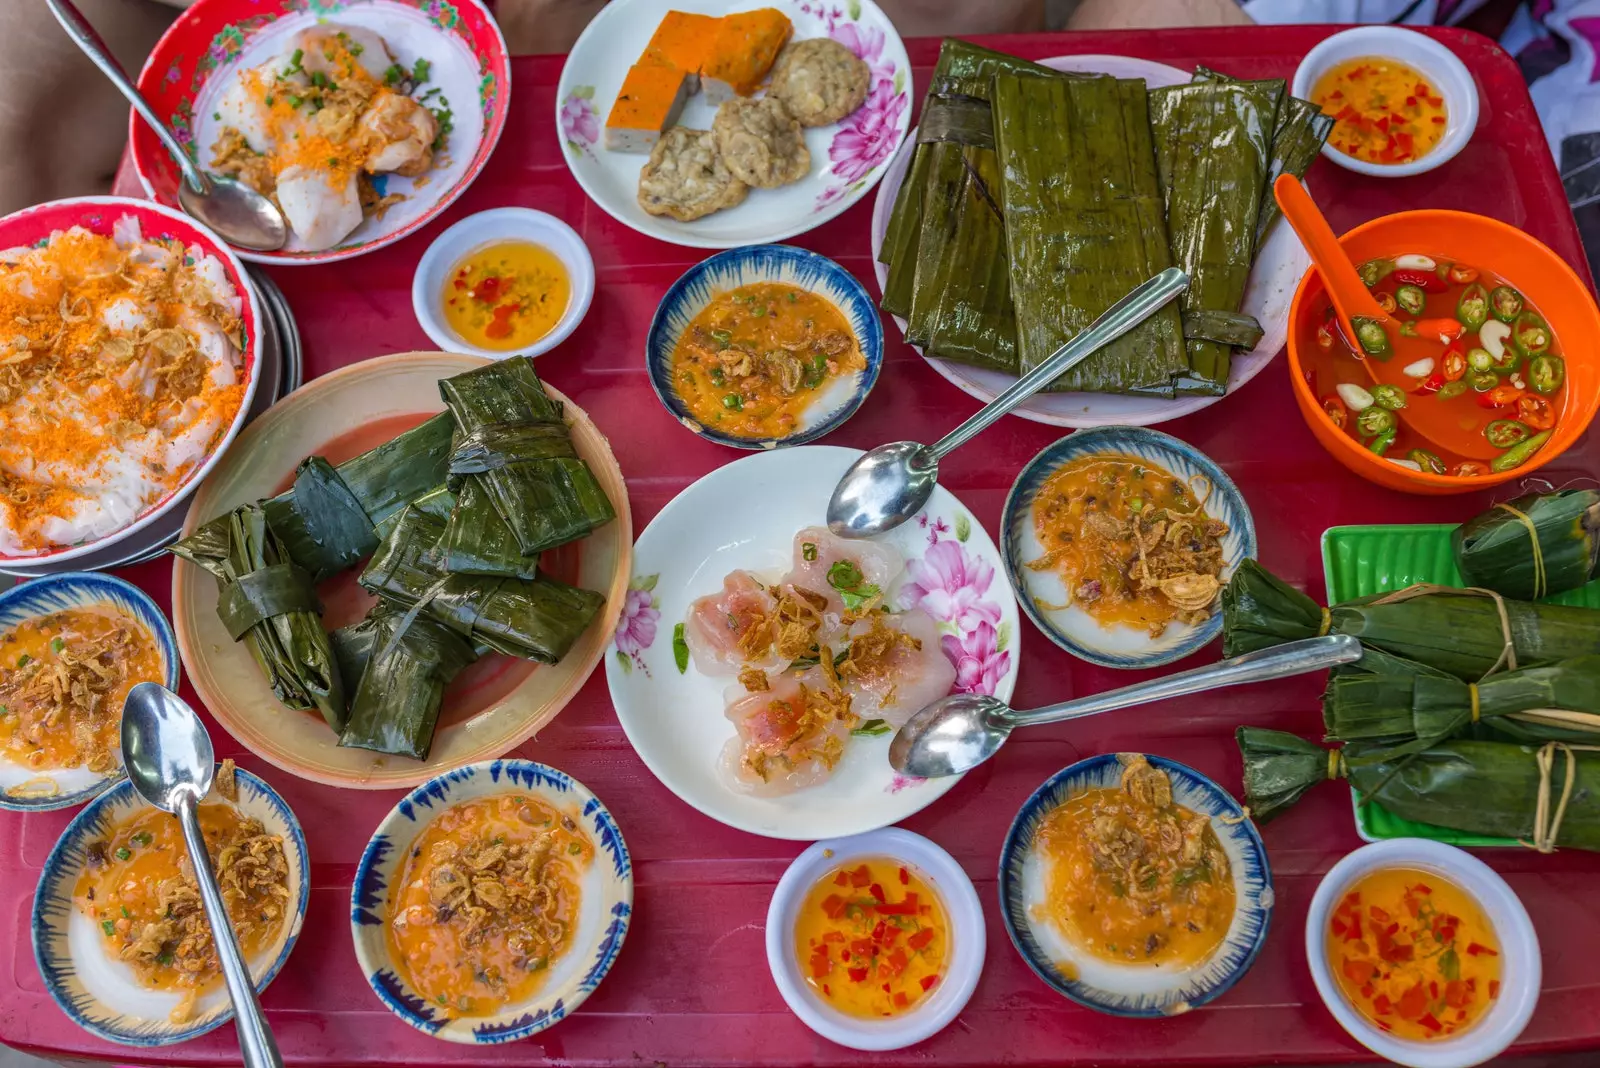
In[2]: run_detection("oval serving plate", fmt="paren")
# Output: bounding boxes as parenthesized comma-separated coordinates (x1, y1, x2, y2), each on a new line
(556, 0, 911, 249)
(606, 445, 1020, 841)
(351, 759, 633, 1043)
(0, 197, 263, 568)
(869, 54, 1309, 429)
(646, 245, 884, 448)
(998, 753, 1273, 1017)
(133, 0, 510, 265)
(0, 573, 178, 811)
(172, 352, 632, 789)
(1002, 426, 1256, 670)
(32, 767, 309, 1046)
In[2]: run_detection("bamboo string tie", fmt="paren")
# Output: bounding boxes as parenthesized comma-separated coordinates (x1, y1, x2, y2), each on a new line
(1469, 684, 1480, 723)
(1523, 741, 1600, 853)
(1318, 606, 1331, 637)
(1327, 749, 1344, 781)
(1369, 583, 1518, 677)
(1495, 501, 1547, 600)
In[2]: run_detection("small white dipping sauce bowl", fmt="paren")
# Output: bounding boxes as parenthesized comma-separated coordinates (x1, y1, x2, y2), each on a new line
(1305, 838, 1540, 1068)
(412, 207, 595, 359)
(765, 828, 984, 1052)
(1291, 26, 1479, 178)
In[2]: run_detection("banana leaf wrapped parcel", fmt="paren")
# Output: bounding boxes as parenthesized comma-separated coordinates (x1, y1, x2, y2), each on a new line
(331, 603, 479, 761)
(1237, 727, 1600, 851)
(170, 503, 346, 730)
(1223, 558, 1600, 679)
(1453, 489, 1600, 601)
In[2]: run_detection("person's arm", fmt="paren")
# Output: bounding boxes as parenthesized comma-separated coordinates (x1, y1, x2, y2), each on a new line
(1067, 0, 1252, 30)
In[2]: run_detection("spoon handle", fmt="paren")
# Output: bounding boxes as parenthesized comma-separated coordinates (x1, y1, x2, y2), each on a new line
(925, 267, 1189, 462)
(175, 791, 284, 1068)
(45, 0, 208, 193)
(998, 635, 1362, 729)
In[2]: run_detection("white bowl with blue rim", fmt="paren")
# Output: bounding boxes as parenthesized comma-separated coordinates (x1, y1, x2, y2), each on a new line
(998, 753, 1274, 1017)
(31, 766, 308, 1045)
(1001, 426, 1256, 670)
(645, 245, 884, 449)
(0, 572, 178, 811)
(350, 759, 633, 1044)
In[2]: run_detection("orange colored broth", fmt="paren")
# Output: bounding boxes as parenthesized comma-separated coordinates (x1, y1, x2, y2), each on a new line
(671, 282, 864, 440)
(442, 241, 571, 352)
(386, 794, 593, 1017)
(795, 857, 948, 1018)
(1327, 867, 1501, 1040)
(1311, 57, 1448, 165)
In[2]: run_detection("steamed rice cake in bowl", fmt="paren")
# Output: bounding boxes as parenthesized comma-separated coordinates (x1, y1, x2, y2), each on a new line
(0, 197, 262, 565)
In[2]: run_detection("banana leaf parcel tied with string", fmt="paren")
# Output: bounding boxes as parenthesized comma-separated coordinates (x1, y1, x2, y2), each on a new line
(440, 356, 616, 561)
(1453, 489, 1600, 601)
(1222, 558, 1600, 680)
(330, 602, 479, 761)
(1236, 726, 1600, 852)
(360, 504, 605, 664)
(1324, 653, 1600, 756)
(170, 503, 346, 730)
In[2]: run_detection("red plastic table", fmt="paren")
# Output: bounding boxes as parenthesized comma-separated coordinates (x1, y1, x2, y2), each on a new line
(6, 25, 1599, 1068)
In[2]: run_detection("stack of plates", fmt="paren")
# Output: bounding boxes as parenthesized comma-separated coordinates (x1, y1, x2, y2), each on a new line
(0, 271, 303, 578)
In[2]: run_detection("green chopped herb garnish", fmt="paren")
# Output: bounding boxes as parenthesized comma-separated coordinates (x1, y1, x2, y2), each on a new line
(212, 111, 222, 121)
(284, 48, 304, 76)
(412, 58, 432, 85)
(287, 94, 304, 109)
(788, 291, 798, 302)
(101, 920, 115, 936)
(121, 906, 131, 918)
(264, 95, 275, 107)
(384, 63, 404, 85)
(801, 541, 818, 562)
(672, 622, 689, 674)
(568, 841, 582, 854)
(851, 719, 891, 737)
(16, 654, 30, 668)
(131, 832, 152, 847)
(721, 393, 743, 412)
(157, 952, 174, 966)
(115, 847, 131, 861)
(827, 560, 864, 590)
(839, 585, 880, 612)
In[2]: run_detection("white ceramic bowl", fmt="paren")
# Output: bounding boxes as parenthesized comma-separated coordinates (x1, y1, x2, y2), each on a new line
(1291, 27, 1479, 178)
(765, 828, 985, 1051)
(411, 208, 596, 358)
(1305, 839, 1540, 1068)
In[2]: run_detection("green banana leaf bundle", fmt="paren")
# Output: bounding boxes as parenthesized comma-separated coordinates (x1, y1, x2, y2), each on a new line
(1222, 558, 1600, 679)
(1236, 727, 1600, 851)
(360, 505, 604, 664)
(1453, 489, 1600, 601)
(1148, 76, 1277, 396)
(330, 602, 479, 761)
(992, 70, 1187, 395)
(175, 412, 457, 583)
(1325, 653, 1600, 757)
(440, 357, 615, 558)
(170, 504, 345, 730)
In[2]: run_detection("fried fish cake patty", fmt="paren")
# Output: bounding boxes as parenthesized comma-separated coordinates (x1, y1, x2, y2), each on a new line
(637, 126, 749, 222)
(712, 96, 811, 190)
(769, 38, 871, 127)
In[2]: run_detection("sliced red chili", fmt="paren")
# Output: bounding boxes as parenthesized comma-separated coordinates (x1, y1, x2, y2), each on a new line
(898, 867, 910, 885)
(1518, 393, 1555, 431)
(907, 928, 935, 951)
(868, 882, 886, 903)
(846, 966, 868, 983)
(821, 894, 847, 919)
(920, 975, 940, 992)
(1321, 393, 1350, 428)
(1477, 384, 1523, 409)
(1419, 1012, 1443, 1034)
(848, 864, 871, 888)
(1390, 268, 1447, 292)
(470, 275, 505, 303)
(1466, 942, 1499, 957)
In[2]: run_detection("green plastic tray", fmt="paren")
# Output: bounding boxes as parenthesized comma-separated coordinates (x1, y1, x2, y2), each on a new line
(1321, 523, 1600, 846)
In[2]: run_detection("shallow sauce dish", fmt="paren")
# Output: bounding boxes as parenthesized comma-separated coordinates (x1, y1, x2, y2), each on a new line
(1002, 427, 1256, 669)
(0, 573, 178, 812)
(32, 767, 308, 1046)
(1306, 839, 1539, 1068)
(766, 827, 985, 1051)
(998, 754, 1273, 1016)
(1286, 211, 1600, 494)
(351, 759, 633, 1043)
(646, 245, 883, 449)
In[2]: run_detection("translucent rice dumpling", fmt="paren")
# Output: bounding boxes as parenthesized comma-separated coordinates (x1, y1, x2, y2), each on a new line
(440, 357, 616, 558)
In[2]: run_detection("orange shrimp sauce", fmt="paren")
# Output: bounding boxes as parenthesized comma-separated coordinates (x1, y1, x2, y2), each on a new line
(386, 794, 593, 1017)
(74, 804, 280, 994)
(1327, 867, 1502, 1040)
(0, 606, 161, 772)
(795, 857, 948, 1018)
(1311, 57, 1448, 165)
(442, 241, 571, 351)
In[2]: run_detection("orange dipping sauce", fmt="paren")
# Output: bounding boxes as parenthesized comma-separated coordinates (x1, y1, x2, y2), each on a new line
(442, 240, 570, 351)
(1327, 867, 1502, 1040)
(794, 856, 948, 1018)
(1311, 57, 1448, 165)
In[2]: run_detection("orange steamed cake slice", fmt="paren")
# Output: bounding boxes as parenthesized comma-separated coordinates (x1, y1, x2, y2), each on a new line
(605, 63, 692, 153)
(700, 8, 793, 103)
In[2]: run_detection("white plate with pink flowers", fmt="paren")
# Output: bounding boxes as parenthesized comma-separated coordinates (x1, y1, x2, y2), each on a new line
(605, 445, 1020, 840)
(555, 0, 911, 249)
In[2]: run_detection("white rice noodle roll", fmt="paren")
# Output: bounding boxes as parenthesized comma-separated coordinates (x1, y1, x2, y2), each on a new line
(275, 165, 363, 251)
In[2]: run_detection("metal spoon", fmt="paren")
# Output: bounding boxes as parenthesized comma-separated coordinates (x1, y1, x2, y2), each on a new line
(827, 267, 1190, 539)
(47, 0, 288, 252)
(122, 683, 284, 1068)
(889, 635, 1362, 778)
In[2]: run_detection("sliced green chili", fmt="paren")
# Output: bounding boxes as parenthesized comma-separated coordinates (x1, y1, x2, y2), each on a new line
(1489, 286, 1523, 323)
(1352, 316, 1392, 359)
(1490, 429, 1552, 472)
(1407, 449, 1446, 474)
(1526, 354, 1565, 395)
(1456, 283, 1489, 330)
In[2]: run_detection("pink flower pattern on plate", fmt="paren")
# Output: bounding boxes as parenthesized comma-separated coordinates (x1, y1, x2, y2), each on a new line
(828, 79, 908, 186)
(613, 576, 661, 676)
(560, 89, 600, 155)
(898, 516, 1012, 698)
(942, 620, 1012, 698)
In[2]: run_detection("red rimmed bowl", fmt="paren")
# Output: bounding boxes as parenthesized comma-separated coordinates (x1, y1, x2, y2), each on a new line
(131, 0, 510, 265)
(0, 196, 262, 566)
(1287, 210, 1600, 494)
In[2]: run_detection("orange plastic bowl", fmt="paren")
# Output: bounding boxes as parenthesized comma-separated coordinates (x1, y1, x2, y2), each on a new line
(1287, 210, 1600, 494)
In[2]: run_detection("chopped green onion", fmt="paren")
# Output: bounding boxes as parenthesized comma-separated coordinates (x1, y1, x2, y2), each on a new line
(828, 560, 864, 590)
(851, 719, 892, 737)
(801, 541, 818, 562)
(115, 847, 131, 861)
(721, 393, 743, 412)
(101, 920, 115, 936)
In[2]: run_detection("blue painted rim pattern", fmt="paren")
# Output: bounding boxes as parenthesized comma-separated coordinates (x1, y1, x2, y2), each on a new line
(31, 767, 309, 1046)
(1000, 426, 1258, 669)
(0, 572, 179, 811)
(350, 758, 634, 1044)
(644, 244, 884, 450)
(997, 754, 1274, 1018)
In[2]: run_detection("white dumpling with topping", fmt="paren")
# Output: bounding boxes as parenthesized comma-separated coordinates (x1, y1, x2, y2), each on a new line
(782, 525, 904, 615)
(683, 569, 781, 676)
(836, 610, 956, 726)
(719, 668, 850, 796)
(275, 164, 363, 251)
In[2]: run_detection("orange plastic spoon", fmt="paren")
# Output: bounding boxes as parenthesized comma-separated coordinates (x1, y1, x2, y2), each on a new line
(1274, 173, 1392, 362)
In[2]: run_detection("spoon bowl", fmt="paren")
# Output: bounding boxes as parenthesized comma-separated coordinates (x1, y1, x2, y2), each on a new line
(887, 693, 1009, 780)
